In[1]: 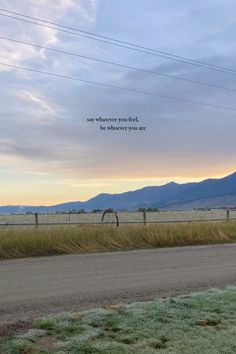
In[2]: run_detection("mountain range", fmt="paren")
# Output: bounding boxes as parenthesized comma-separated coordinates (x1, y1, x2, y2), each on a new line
(1, 171, 236, 213)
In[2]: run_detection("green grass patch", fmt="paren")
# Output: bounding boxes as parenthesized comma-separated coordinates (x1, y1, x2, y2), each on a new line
(0, 221, 236, 260)
(1, 287, 236, 353)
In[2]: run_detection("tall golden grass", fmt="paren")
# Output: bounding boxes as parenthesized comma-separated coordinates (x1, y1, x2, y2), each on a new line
(0, 222, 236, 260)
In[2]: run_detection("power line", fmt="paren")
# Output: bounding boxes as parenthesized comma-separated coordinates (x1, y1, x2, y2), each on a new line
(0, 7, 236, 75)
(1, 61, 236, 111)
(1, 35, 236, 94)
(0, 11, 236, 76)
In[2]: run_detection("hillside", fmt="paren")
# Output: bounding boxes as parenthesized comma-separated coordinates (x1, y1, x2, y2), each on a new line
(1, 171, 236, 213)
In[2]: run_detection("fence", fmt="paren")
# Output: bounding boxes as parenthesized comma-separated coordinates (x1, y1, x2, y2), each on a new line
(0, 209, 235, 228)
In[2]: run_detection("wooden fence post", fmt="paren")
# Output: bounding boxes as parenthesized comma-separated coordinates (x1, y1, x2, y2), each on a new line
(34, 212, 39, 228)
(68, 211, 71, 224)
(115, 212, 119, 227)
(226, 209, 230, 221)
(143, 211, 146, 225)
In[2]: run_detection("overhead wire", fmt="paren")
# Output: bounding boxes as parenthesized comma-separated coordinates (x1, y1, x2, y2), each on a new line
(0, 35, 236, 93)
(1, 61, 236, 111)
(0, 7, 236, 74)
(0, 10, 236, 76)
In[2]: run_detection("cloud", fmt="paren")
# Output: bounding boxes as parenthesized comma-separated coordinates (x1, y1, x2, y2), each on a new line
(0, 0, 98, 67)
(1, 0, 236, 204)
(17, 90, 56, 115)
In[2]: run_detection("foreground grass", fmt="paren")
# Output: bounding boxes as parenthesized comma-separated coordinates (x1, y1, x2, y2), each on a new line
(0, 222, 236, 260)
(1, 287, 236, 353)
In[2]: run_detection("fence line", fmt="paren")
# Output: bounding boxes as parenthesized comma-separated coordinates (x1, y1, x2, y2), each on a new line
(0, 210, 235, 228)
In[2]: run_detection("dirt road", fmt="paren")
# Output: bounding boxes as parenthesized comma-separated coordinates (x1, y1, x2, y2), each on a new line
(1, 244, 236, 325)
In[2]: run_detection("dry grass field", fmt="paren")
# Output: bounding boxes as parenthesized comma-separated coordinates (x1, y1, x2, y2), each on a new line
(0, 221, 236, 260)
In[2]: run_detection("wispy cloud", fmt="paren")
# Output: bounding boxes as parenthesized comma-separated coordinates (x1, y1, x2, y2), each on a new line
(17, 90, 56, 115)
(0, 0, 98, 66)
(0, 0, 236, 203)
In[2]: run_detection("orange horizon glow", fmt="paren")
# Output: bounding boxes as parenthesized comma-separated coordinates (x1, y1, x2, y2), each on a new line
(1, 169, 235, 206)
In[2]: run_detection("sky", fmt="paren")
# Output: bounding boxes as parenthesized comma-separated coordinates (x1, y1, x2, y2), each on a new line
(0, 0, 236, 205)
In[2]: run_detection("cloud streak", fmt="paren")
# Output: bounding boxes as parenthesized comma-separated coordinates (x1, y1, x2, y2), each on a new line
(0, 0, 236, 203)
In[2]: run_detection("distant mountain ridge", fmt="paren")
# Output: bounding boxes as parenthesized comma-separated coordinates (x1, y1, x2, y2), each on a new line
(1, 171, 236, 213)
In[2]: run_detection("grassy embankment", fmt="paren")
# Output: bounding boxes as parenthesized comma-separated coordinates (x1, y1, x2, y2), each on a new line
(0, 221, 236, 260)
(1, 287, 236, 353)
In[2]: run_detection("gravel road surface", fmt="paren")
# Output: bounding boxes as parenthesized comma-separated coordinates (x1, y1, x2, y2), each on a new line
(1, 244, 236, 325)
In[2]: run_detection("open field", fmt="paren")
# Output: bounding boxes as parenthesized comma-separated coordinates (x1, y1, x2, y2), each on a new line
(1, 287, 236, 353)
(0, 221, 236, 259)
(0, 209, 236, 226)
